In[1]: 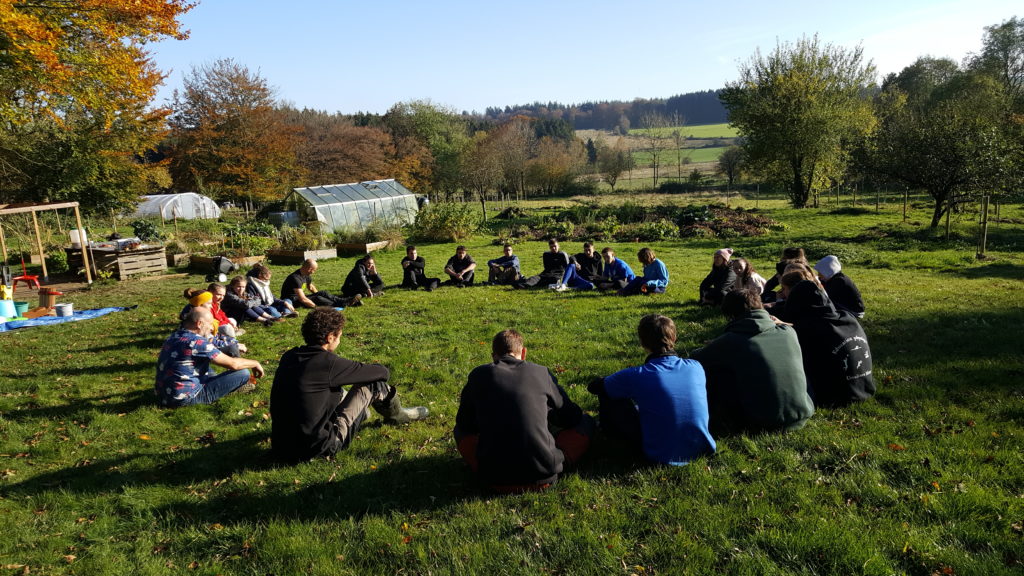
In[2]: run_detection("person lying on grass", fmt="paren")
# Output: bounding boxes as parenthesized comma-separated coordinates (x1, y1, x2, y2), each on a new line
(454, 329, 594, 493)
(401, 245, 441, 291)
(588, 314, 715, 466)
(155, 307, 264, 408)
(270, 307, 428, 463)
(281, 258, 361, 309)
(690, 289, 814, 435)
(618, 247, 669, 296)
(773, 270, 875, 408)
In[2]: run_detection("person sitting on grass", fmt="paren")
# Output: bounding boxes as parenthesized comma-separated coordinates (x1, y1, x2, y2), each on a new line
(270, 307, 429, 463)
(551, 241, 603, 292)
(155, 307, 264, 408)
(515, 238, 574, 289)
(282, 259, 361, 309)
(401, 245, 441, 291)
(698, 248, 738, 306)
(485, 244, 521, 285)
(618, 247, 669, 296)
(454, 329, 595, 492)
(222, 276, 283, 326)
(246, 263, 297, 317)
(761, 246, 807, 303)
(342, 254, 385, 299)
(730, 257, 767, 295)
(207, 282, 243, 337)
(595, 247, 636, 292)
(179, 289, 246, 357)
(691, 289, 814, 434)
(814, 255, 865, 318)
(588, 314, 715, 466)
(443, 245, 477, 287)
(774, 270, 875, 408)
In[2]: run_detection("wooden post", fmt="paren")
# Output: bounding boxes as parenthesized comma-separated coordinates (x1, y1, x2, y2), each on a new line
(903, 188, 909, 222)
(755, 184, 759, 209)
(977, 195, 990, 259)
(73, 206, 92, 285)
(875, 186, 880, 213)
(0, 221, 7, 263)
(945, 202, 951, 241)
(30, 211, 49, 281)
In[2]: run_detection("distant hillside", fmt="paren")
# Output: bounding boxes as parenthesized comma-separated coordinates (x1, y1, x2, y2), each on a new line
(477, 89, 727, 131)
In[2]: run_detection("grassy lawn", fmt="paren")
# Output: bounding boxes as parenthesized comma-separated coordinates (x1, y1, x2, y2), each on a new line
(633, 146, 728, 167)
(630, 123, 739, 139)
(2, 196, 1023, 575)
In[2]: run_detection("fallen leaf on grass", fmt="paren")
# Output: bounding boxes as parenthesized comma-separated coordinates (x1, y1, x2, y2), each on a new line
(888, 443, 905, 451)
(62, 555, 76, 563)
(138, 434, 151, 440)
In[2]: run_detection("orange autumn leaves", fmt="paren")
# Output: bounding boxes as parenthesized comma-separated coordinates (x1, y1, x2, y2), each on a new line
(0, 0, 193, 123)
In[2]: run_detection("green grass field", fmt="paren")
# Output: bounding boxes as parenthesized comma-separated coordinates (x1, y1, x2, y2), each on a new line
(630, 123, 739, 139)
(632, 146, 728, 167)
(2, 196, 1023, 575)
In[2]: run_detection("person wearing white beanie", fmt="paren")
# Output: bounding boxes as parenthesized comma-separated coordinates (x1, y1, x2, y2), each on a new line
(699, 248, 737, 305)
(814, 256, 864, 318)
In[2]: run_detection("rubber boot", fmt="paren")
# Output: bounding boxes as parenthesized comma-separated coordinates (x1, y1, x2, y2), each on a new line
(373, 387, 429, 425)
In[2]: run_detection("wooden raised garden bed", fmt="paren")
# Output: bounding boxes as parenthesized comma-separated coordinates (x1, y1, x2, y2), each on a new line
(265, 248, 338, 265)
(336, 240, 390, 256)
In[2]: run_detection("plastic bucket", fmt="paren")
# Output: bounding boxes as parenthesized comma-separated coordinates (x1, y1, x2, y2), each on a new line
(13, 301, 29, 316)
(55, 303, 74, 317)
(70, 229, 87, 248)
(0, 300, 14, 317)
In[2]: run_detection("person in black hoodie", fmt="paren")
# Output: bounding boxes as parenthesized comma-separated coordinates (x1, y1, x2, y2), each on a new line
(774, 271, 875, 407)
(454, 329, 594, 492)
(761, 246, 807, 303)
(400, 245, 440, 291)
(270, 308, 428, 462)
(698, 248, 738, 305)
(814, 255, 865, 318)
(341, 255, 384, 299)
(515, 238, 575, 289)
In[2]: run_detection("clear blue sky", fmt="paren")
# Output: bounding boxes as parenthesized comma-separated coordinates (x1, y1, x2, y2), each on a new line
(149, 0, 1020, 115)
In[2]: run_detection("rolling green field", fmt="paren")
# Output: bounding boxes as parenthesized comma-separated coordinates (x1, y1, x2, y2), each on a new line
(630, 123, 739, 139)
(1, 196, 1022, 575)
(632, 145, 729, 167)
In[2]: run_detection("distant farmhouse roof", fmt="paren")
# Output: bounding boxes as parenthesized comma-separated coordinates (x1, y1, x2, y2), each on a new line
(283, 179, 419, 231)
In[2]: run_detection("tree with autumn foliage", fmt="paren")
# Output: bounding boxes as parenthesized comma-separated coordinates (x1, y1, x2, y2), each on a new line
(0, 0, 192, 208)
(167, 59, 300, 204)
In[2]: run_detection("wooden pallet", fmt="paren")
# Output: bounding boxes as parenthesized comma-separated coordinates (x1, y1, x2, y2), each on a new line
(66, 246, 167, 280)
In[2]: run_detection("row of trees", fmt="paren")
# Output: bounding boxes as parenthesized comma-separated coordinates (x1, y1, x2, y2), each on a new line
(721, 18, 1024, 227)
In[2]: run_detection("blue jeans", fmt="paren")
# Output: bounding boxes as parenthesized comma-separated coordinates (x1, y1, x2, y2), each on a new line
(620, 277, 666, 295)
(559, 266, 595, 290)
(184, 369, 251, 405)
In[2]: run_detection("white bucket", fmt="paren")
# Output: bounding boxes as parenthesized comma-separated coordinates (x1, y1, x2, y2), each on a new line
(0, 300, 15, 317)
(54, 303, 74, 317)
(70, 229, 87, 248)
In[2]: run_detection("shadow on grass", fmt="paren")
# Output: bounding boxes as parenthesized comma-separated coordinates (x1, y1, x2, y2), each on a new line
(938, 262, 1024, 280)
(1, 389, 153, 422)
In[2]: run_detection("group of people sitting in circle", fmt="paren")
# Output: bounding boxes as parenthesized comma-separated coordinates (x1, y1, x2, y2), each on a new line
(153, 240, 874, 493)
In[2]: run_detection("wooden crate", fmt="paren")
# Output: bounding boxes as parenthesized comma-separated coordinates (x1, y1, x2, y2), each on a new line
(67, 246, 167, 280)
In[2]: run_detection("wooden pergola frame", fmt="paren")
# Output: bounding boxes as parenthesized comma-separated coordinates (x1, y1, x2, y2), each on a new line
(0, 201, 92, 285)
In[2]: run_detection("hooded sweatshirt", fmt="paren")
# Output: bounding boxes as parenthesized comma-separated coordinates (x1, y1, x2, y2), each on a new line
(691, 309, 814, 432)
(783, 281, 875, 407)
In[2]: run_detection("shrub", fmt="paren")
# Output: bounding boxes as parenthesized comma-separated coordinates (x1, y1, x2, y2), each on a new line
(412, 203, 480, 242)
(130, 219, 164, 242)
(614, 219, 679, 242)
(495, 206, 528, 219)
(279, 223, 329, 251)
(45, 250, 69, 274)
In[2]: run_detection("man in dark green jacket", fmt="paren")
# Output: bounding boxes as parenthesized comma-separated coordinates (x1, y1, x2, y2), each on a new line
(691, 289, 814, 434)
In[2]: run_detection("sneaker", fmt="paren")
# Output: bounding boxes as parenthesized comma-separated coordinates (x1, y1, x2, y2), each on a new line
(554, 283, 568, 292)
(234, 380, 257, 395)
(234, 328, 247, 337)
(350, 294, 364, 307)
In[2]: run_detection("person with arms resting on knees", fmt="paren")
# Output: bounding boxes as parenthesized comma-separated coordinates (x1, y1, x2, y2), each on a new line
(588, 314, 715, 465)
(222, 276, 283, 326)
(454, 329, 595, 492)
(400, 245, 440, 291)
(270, 308, 429, 463)
(443, 245, 477, 287)
(247, 263, 297, 317)
(515, 238, 575, 289)
(814, 255, 865, 318)
(595, 247, 636, 292)
(698, 248, 738, 306)
(619, 247, 669, 296)
(691, 289, 814, 434)
(281, 259, 361, 309)
(342, 254, 385, 299)
(551, 241, 603, 292)
(485, 244, 520, 285)
(155, 307, 264, 408)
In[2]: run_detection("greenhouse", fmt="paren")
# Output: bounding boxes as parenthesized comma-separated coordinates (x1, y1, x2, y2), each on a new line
(280, 179, 419, 231)
(132, 193, 221, 220)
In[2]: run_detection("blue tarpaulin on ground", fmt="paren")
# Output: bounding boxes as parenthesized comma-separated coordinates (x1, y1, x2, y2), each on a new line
(0, 306, 136, 333)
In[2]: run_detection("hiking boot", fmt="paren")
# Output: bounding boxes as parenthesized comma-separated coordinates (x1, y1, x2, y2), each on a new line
(234, 379, 257, 395)
(373, 389, 429, 425)
(350, 294, 363, 307)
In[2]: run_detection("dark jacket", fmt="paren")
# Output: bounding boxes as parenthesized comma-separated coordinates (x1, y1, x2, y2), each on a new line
(573, 252, 603, 281)
(822, 272, 865, 317)
(271, 346, 389, 461)
(221, 291, 260, 324)
(691, 309, 814, 432)
(401, 256, 427, 287)
(454, 356, 584, 486)
(699, 265, 738, 304)
(342, 260, 383, 297)
(542, 250, 574, 275)
(784, 281, 875, 407)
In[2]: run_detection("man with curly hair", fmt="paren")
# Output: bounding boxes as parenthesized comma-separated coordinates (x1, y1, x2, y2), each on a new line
(270, 308, 428, 462)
